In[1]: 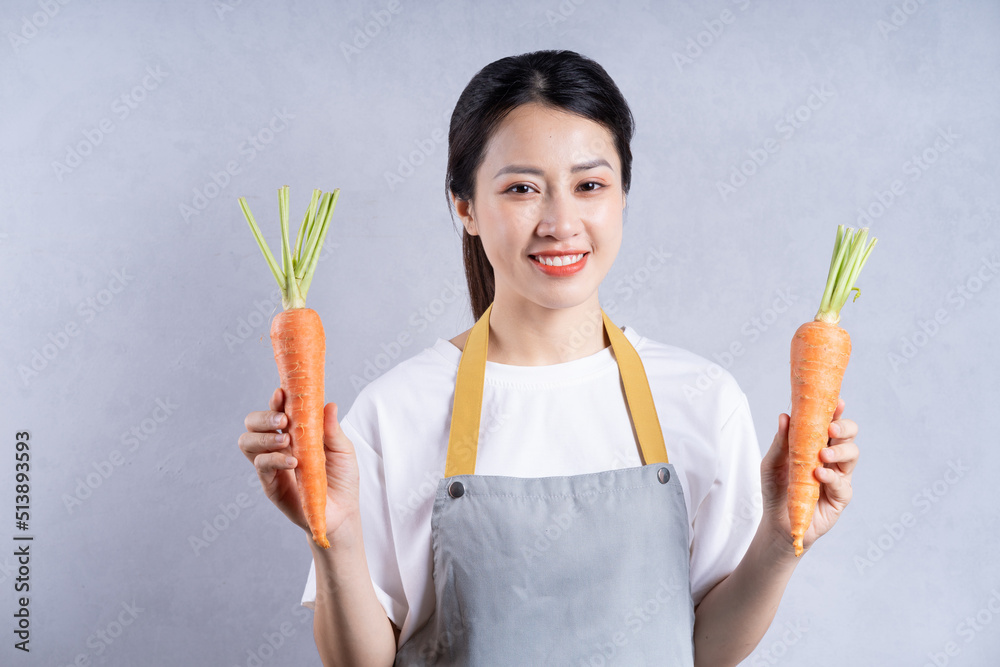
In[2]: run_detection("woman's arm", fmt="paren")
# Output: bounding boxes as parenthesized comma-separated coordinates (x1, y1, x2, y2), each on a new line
(310, 516, 399, 666)
(692, 402, 859, 666)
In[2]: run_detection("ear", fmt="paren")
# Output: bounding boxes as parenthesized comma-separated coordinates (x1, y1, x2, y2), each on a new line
(452, 195, 478, 236)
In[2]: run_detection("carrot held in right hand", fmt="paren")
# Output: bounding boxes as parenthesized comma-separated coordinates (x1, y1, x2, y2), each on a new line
(788, 225, 877, 557)
(238, 185, 340, 548)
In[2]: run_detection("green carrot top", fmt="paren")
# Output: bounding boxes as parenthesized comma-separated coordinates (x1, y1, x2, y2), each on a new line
(238, 186, 340, 310)
(816, 225, 878, 324)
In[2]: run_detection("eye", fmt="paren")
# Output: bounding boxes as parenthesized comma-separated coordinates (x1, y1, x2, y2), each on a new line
(505, 184, 535, 194)
(578, 181, 603, 192)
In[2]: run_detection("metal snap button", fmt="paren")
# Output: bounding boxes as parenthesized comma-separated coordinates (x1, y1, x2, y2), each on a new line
(657, 467, 670, 484)
(448, 481, 465, 498)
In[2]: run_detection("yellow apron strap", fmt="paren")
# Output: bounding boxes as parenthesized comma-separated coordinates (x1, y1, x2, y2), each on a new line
(600, 310, 669, 466)
(443, 303, 492, 478)
(444, 304, 668, 478)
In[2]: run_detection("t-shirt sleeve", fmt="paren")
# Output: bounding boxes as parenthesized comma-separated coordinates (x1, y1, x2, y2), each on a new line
(300, 408, 408, 628)
(688, 390, 763, 606)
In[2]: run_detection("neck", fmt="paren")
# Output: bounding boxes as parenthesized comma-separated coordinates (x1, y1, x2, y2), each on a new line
(485, 293, 611, 366)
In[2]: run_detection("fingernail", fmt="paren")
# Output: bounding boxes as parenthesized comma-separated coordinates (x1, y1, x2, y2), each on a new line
(272, 414, 284, 427)
(285, 456, 296, 467)
(274, 434, 287, 446)
(831, 423, 841, 437)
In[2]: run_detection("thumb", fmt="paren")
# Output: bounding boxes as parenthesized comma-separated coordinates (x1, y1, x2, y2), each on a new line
(323, 402, 354, 455)
(760, 413, 791, 517)
(762, 412, 790, 470)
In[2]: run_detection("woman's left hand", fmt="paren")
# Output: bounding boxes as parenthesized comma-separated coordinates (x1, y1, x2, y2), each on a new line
(760, 398, 859, 556)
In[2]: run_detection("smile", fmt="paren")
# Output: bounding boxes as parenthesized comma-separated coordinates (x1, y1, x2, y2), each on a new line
(529, 252, 589, 276)
(530, 253, 586, 267)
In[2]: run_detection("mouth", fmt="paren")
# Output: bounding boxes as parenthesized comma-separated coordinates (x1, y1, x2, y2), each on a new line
(529, 253, 587, 267)
(528, 252, 589, 275)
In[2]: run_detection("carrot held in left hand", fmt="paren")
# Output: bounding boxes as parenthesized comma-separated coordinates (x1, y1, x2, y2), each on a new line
(787, 225, 876, 557)
(238, 185, 340, 549)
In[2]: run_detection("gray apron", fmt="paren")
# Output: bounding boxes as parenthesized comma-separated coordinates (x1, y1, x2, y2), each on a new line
(395, 304, 694, 665)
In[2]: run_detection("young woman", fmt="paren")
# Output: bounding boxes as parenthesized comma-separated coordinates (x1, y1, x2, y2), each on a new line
(239, 50, 859, 666)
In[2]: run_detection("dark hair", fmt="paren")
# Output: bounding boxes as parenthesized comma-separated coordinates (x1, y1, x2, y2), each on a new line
(446, 50, 635, 320)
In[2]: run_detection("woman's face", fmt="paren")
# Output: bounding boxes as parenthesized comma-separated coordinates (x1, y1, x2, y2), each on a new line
(456, 102, 625, 314)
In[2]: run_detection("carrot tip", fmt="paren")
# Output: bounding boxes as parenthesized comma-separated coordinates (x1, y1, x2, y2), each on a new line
(313, 532, 330, 549)
(793, 536, 804, 557)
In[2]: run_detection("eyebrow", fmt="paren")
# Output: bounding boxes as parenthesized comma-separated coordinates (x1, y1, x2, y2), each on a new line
(493, 158, 614, 179)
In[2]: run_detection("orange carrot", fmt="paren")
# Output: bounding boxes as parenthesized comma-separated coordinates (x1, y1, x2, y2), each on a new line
(239, 185, 340, 549)
(788, 225, 876, 557)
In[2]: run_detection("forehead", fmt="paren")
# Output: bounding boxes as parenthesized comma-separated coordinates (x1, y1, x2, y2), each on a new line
(482, 103, 619, 167)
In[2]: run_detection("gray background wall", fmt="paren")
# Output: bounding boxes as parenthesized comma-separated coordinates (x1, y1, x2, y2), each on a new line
(3, 0, 998, 665)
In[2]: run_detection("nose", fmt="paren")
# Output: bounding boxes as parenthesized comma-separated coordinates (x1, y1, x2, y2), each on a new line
(535, 189, 582, 239)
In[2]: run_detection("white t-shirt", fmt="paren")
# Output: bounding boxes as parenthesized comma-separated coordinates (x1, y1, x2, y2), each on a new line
(301, 326, 763, 647)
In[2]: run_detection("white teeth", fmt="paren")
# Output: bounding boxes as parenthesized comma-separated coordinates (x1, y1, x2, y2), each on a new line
(533, 253, 584, 267)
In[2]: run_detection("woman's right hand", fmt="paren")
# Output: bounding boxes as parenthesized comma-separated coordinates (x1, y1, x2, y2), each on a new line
(239, 387, 361, 548)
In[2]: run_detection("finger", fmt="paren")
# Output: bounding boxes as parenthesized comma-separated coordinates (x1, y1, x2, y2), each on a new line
(831, 397, 845, 423)
(820, 441, 860, 474)
(254, 451, 298, 479)
(828, 417, 857, 442)
(815, 465, 852, 507)
(244, 409, 287, 433)
(253, 452, 302, 514)
(239, 431, 290, 461)
(269, 387, 285, 413)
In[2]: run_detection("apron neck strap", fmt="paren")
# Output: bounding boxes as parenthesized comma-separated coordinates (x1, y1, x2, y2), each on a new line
(444, 303, 669, 477)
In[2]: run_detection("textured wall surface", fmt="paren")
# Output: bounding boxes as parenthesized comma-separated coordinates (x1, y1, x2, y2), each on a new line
(3, 1, 998, 665)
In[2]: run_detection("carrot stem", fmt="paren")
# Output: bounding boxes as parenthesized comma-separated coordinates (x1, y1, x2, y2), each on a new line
(237, 186, 339, 310)
(300, 189, 339, 298)
(239, 198, 284, 289)
(815, 225, 878, 324)
(292, 189, 321, 271)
